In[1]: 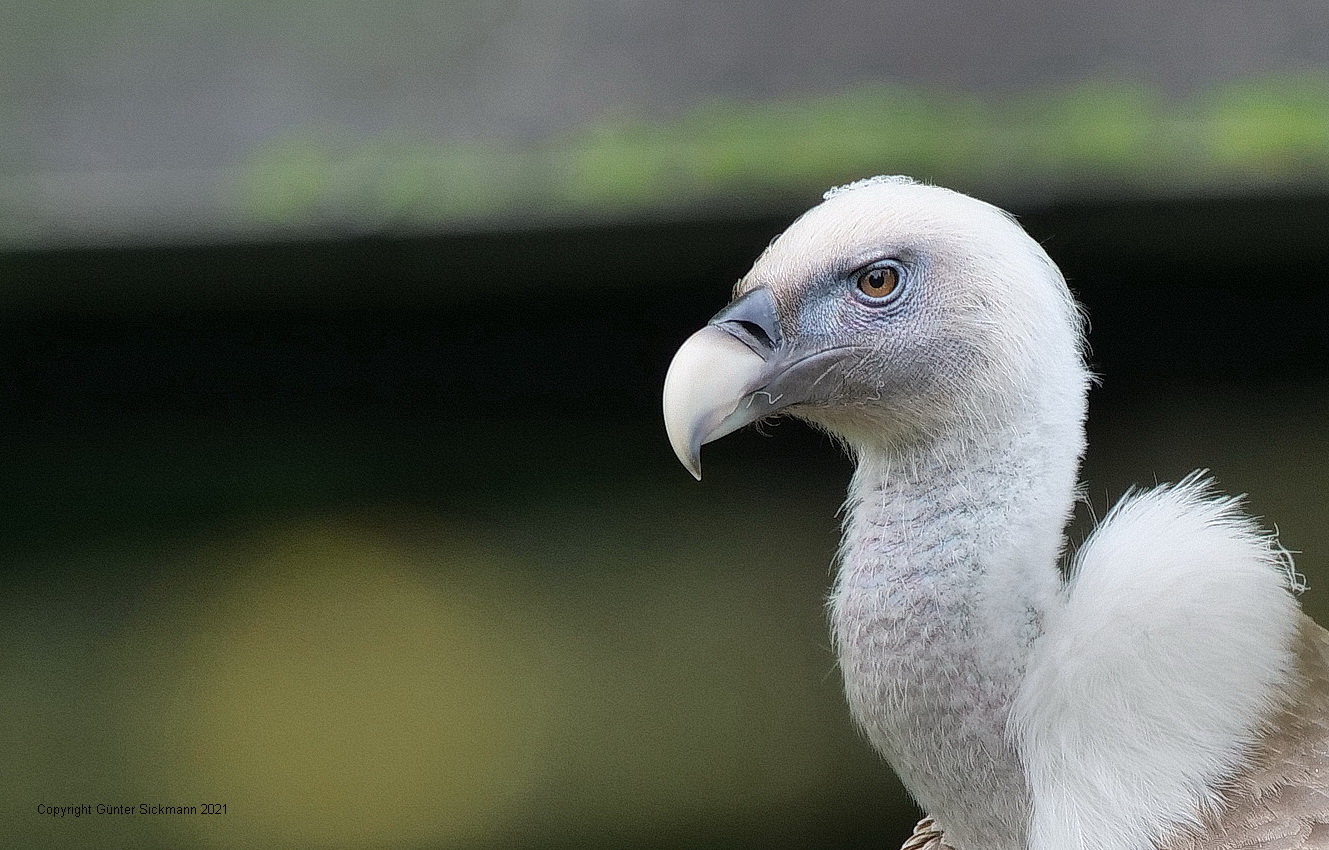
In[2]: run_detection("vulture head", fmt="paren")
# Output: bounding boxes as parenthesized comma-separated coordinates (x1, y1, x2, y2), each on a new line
(664, 175, 1087, 477)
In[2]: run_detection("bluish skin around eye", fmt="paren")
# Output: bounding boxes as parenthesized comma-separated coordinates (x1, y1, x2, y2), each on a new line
(792, 264, 916, 344)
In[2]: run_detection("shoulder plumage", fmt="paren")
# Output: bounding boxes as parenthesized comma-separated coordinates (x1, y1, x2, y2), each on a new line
(1013, 474, 1304, 850)
(1159, 616, 1329, 850)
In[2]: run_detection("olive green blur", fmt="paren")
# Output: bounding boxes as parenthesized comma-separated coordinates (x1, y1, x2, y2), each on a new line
(4, 198, 1329, 848)
(6, 2, 1329, 846)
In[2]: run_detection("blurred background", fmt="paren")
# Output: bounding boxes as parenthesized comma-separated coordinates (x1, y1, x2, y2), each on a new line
(4, 2, 1329, 848)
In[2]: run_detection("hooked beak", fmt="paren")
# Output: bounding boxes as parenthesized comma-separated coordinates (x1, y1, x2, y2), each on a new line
(662, 287, 853, 479)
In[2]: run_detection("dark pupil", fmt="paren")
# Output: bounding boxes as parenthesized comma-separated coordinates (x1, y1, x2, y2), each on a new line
(867, 269, 893, 293)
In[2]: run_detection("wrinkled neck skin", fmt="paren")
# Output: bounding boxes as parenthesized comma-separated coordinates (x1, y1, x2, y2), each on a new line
(829, 400, 1084, 850)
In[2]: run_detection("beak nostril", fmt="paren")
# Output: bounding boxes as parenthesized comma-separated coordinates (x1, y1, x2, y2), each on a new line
(721, 319, 777, 354)
(707, 287, 783, 355)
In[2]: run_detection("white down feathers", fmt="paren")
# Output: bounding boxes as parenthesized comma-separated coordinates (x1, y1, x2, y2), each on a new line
(1014, 476, 1304, 850)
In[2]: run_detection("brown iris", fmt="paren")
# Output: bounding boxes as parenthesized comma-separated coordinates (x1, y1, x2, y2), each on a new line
(856, 265, 900, 299)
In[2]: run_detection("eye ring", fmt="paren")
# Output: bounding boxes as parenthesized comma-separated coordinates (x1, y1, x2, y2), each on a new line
(853, 261, 905, 304)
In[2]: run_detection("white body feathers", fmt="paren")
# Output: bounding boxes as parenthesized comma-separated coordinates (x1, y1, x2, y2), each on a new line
(834, 465, 1303, 850)
(1015, 479, 1302, 850)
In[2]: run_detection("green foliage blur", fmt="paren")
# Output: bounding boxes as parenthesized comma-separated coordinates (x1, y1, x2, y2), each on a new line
(233, 75, 1329, 229)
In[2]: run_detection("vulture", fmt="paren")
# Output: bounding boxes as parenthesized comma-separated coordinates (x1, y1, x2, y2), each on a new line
(661, 176, 1329, 850)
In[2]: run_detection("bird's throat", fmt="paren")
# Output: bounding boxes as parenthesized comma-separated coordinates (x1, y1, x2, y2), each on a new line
(829, 421, 1080, 850)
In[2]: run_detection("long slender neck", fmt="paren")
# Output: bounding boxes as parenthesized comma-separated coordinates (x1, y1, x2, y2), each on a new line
(829, 410, 1082, 850)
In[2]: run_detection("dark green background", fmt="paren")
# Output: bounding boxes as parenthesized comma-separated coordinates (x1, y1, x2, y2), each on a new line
(5, 192, 1329, 848)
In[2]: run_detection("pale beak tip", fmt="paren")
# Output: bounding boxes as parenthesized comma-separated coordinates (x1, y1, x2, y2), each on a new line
(663, 325, 765, 482)
(665, 420, 705, 480)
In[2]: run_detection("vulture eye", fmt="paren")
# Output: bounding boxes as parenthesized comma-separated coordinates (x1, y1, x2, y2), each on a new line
(854, 263, 902, 302)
